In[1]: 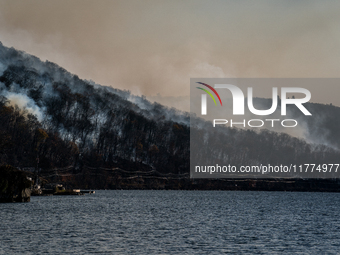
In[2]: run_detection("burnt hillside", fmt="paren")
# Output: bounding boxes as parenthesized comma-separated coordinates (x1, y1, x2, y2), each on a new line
(0, 42, 340, 189)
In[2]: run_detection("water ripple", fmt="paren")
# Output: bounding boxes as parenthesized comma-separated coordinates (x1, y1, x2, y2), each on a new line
(1, 190, 340, 254)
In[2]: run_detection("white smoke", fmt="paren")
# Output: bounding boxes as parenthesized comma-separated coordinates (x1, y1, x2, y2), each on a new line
(4, 91, 44, 121)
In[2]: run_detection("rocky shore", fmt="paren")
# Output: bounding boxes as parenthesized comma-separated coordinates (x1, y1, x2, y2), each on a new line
(2, 164, 340, 204)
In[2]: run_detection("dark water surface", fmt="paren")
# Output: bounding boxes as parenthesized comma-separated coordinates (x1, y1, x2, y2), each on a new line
(1, 190, 340, 254)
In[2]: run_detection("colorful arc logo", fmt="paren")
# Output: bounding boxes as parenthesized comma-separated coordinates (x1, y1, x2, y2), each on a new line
(196, 82, 222, 106)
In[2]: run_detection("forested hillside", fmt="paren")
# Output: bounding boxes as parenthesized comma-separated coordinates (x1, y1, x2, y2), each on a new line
(0, 42, 340, 189)
(0, 42, 190, 175)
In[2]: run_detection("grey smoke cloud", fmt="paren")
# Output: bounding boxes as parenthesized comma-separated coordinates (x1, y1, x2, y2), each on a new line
(0, 0, 340, 105)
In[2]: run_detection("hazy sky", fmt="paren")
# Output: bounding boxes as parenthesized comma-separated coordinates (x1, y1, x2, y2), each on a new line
(0, 0, 340, 99)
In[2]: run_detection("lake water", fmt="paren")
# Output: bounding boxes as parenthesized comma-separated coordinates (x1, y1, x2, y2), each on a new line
(1, 190, 340, 254)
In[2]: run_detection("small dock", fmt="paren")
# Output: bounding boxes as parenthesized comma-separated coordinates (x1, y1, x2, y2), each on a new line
(33, 184, 96, 196)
